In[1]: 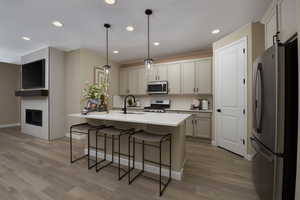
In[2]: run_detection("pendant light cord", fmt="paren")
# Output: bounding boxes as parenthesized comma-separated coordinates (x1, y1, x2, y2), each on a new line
(147, 14, 150, 59)
(106, 27, 109, 66)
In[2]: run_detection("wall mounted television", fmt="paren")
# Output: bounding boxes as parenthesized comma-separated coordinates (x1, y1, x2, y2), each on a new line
(22, 59, 46, 89)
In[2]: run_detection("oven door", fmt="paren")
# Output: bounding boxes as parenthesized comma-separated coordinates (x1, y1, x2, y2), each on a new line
(147, 82, 168, 94)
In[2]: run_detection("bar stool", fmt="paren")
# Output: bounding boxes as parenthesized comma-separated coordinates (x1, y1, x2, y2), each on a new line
(70, 123, 107, 169)
(95, 127, 135, 180)
(128, 130, 172, 196)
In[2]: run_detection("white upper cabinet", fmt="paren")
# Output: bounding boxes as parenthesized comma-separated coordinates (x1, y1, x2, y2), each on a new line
(119, 68, 129, 95)
(147, 66, 157, 82)
(157, 64, 168, 81)
(147, 64, 168, 82)
(137, 67, 147, 95)
(262, 0, 297, 49)
(119, 57, 212, 96)
(195, 58, 212, 94)
(167, 63, 181, 94)
(265, 13, 277, 49)
(128, 68, 139, 95)
(181, 62, 196, 94)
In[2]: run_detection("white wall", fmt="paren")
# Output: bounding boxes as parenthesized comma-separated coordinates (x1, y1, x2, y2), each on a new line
(64, 49, 120, 133)
(0, 62, 20, 126)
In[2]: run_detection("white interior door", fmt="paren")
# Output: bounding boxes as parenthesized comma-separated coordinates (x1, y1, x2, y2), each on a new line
(215, 38, 247, 157)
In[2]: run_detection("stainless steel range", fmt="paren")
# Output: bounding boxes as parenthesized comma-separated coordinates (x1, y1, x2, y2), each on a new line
(143, 99, 170, 113)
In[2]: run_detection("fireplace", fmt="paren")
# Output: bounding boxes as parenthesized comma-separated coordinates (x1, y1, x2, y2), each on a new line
(26, 109, 42, 126)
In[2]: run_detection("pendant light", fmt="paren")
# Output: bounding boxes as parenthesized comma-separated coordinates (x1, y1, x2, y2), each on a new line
(103, 23, 111, 74)
(144, 9, 153, 71)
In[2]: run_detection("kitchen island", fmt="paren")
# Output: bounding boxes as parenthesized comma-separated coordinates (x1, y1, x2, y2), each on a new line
(69, 110, 191, 180)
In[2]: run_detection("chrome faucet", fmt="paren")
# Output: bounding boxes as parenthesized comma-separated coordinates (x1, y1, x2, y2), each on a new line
(123, 95, 136, 114)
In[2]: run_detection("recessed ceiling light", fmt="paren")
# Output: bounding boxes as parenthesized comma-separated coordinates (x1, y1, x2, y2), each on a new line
(153, 42, 160, 46)
(211, 29, 220, 34)
(104, 0, 116, 5)
(113, 50, 119, 54)
(126, 26, 135, 32)
(22, 36, 31, 41)
(52, 21, 63, 27)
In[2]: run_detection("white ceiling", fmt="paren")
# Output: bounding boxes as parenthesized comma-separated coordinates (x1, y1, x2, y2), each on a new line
(0, 0, 271, 64)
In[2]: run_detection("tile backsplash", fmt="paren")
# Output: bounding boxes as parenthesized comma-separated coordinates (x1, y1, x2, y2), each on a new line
(113, 95, 213, 110)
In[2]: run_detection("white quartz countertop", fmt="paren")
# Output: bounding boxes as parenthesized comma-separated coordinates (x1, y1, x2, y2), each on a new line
(112, 107, 213, 113)
(69, 110, 191, 127)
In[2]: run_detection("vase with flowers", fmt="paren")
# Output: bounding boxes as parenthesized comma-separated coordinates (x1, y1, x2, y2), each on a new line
(81, 80, 109, 114)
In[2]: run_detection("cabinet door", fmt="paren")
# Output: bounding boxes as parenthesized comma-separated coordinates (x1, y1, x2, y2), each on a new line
(193, 117, 211, 139)
(265, 13, 277, 49)
(147, 65, 158, 82)
(195, 59, 212, 94)
(185, 118, 194, 136)
(128, 68, 139, 95)
(181, 62, 196, 94)
(167, 63, 181, 94)
(120, 69, 129, 95)
(157, 64, 168, 81)
(138, 67, 147, 95)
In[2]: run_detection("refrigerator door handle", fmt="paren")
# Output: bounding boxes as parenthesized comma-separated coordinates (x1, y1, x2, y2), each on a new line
(254, 64, 263, 133)
(250, 137, 273, 162)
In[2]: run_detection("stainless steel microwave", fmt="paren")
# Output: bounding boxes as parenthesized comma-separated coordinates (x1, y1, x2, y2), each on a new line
(147, 81, 168, 94)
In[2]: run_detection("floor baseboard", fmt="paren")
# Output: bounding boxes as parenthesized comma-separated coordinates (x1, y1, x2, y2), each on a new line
(211, 140, 217, 146)
(0, 123, 20, 128)
(85, 148, 183, 181)
(245, 153, 255, 161)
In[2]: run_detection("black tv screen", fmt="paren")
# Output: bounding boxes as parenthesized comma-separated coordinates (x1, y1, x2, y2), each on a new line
(22, 59, 45, 89)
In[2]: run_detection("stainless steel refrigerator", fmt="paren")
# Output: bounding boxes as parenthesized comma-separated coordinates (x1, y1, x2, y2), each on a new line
(251, 35, 298, 200)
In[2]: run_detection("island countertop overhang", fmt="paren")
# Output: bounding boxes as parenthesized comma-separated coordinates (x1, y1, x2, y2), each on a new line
(69, 111, 191, 127)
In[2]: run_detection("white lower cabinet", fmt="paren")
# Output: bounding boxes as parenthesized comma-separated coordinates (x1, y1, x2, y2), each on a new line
(185, 117, 194, 136)
(193, 117, 211, 138)
(185, 113, 212, 139)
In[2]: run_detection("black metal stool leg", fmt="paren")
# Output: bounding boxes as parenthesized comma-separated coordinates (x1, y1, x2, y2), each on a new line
(88, 130, 90, 169)
(112, 135, 115, 164)
(169, 135, 172, 180)
(159, 140, 162, 196)
(128, 135, 131, 184)
(104, 134, 107, 160)
(133, 137, 135, 169)
(142, 140, 145, 172)
(96, 132, 98, 170)
(118, 135, 121, 180)
(70, 127, 73, 163)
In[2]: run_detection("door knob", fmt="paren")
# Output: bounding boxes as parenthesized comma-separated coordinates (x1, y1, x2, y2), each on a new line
(216, 109, 221, 112)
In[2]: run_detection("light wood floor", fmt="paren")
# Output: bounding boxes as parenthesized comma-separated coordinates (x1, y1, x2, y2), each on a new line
(0, 127, 259, 200)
